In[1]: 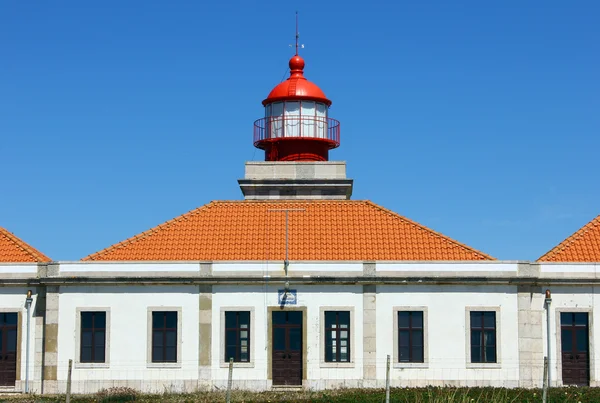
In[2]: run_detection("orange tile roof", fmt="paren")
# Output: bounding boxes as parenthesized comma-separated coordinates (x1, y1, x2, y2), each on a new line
(538, 215, 600, 262)
(0, 227, 51, 263)
(83, 200, 493, 261)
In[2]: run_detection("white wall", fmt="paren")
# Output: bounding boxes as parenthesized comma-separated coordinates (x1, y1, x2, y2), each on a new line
(377, 285, 520, 387)
(211, 284, 363, 389)
(57, 285, 199, 393)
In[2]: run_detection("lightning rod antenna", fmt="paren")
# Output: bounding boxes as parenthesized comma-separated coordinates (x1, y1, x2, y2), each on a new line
(295, 11, 299, 56)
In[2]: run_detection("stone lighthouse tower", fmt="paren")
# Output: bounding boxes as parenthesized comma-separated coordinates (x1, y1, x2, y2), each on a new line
(239, 29, 353, 200)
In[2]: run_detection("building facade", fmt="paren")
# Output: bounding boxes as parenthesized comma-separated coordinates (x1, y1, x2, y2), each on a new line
(0, 49, 599, 394)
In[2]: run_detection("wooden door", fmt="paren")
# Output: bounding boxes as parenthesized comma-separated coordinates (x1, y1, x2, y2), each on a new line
(0, 313, 18, 387)
(561, 312, 590, 386)
(272, 311, 302, 386)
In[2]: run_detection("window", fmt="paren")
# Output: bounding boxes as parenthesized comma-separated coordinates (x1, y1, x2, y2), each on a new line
(152, 311, 177, 363)
(398, 311, 424, 363)
(225, 311, 250, 362)
(470, 311, 496, 363)
(80, 311, 106, 363)
(325, 311, 350, 362)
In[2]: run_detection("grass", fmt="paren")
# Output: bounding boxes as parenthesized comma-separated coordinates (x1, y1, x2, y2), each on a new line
(0, 386, 597, 403)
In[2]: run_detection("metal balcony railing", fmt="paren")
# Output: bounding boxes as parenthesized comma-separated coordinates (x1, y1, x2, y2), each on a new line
(254, 116, 340, 148)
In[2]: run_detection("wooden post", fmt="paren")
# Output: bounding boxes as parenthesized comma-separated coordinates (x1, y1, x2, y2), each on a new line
(226, 357, 233, 403)
(542, 356, 548, 403)
(385, 354, 391, 403)
(66, 359, 73, 403)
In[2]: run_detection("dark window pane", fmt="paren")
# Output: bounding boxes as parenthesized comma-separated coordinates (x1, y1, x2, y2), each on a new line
(411, 345, 424, 362)
(338, 311, 350, 326)
(399, 347, 410, 362)
(287, 311, 302, 325)
(274, 328, 285, 350)
(225, 312, 237, 328)
(412, 330, 423, 347)
(165, 312, 177, 328)
(471, 330, 482, 347)
(239, 311, 250, 327)
(289, 328, 302, 351)
(273, 312, 286, 325)
(485, 346, 496, 363)
(0, 330, 3, 350)
(5, 313, 17, 325)
(483, 312, 496, 328)
(412, 312, 423, 329)
(94, 312, 106, 329)
(325, 344, 333, 362)
(5, 331, 18, 352)
(0, 314, 4, 325)
(325, 311, 336, 328)
(561, 329, 573, 352)
(399, 330, 410, 348)
(561, 312, 573, 326)
(399, 312, 410, 328)
(82, 312, 93, 329)
(153, 331, 163, 347)
(226, 330, 237, 348)
(471, 346, 481, 363)
(484, 330, 496, 346)
(575, 313, 588, 327)
(470, 312, 480, 328)
(81, 331, 93, 348)
(95, 331, 106, 347)
(165, 346, 177, 362)
(576, 328, 588, 352)
(152, 347, 163, 362)
(94, 346, 105, 362)
(152, 313, 164, 329)
(81, 347, 92, 362)
(166, 330, 177, 347)
(225, 345, 237, 361)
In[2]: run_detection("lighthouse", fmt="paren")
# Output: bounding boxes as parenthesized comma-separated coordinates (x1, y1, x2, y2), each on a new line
(239, 32, 353, 199)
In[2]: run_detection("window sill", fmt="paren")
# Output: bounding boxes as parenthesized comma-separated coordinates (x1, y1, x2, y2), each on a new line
(220, 362, 255, 369)
(394, 362, 428, 369)
(75, 362, 110, 369)
(466, 363, 501, 369)
(319, 362, 355, 369)
(146, 362, 182, 369)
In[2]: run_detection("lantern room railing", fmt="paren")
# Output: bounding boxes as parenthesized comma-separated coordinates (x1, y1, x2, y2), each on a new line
(254, 116, 340, 148)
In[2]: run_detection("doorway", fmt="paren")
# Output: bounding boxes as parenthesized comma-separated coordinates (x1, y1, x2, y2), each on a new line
(0, 313, 18, 387)
(272, 311, 303, 386)
(560, 312, 590, 386)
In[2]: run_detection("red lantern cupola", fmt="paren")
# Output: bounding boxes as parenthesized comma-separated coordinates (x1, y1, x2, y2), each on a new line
(253, 47, 340, 161)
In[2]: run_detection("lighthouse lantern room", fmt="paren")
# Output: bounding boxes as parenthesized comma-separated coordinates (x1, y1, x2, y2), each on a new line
(253, 29, 340, 162)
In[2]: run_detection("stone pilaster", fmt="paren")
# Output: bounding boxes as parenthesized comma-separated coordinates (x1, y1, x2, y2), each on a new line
(42, 285, 59, 394)
(517, 265, 545, 388)
(363, 284, 377, 386)
(32, 286, 47, 393)
(198, 283, 212, 389)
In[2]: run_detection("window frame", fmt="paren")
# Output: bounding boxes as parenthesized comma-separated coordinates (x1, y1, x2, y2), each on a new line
(220, 307, 255, 368)
(146, 307, 182, 368)
(75, 308, 110, 368)
(319, 307, 355, 368)
(224, 311, 251, 363)
(393, 307, 428, 368)
(465, 307, 501, 369)
(324, 310, 351, 363)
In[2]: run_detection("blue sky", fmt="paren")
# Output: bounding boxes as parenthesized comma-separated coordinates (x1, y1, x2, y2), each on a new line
(1, 1, 598, 261)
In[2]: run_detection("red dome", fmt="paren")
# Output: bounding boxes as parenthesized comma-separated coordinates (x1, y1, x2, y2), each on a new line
(262, 55, 332, 106)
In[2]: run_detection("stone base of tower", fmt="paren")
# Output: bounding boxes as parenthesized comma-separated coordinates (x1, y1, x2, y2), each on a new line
(238, 161, 353, 200)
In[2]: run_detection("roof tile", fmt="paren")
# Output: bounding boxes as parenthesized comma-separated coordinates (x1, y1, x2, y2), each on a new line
(83, 200, 494, 261)
(0, 227, 51, 263)
(538, 215, 600, 262)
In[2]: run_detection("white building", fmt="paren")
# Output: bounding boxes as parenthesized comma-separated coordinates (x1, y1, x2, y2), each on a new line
(0, 50, 599, 394)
